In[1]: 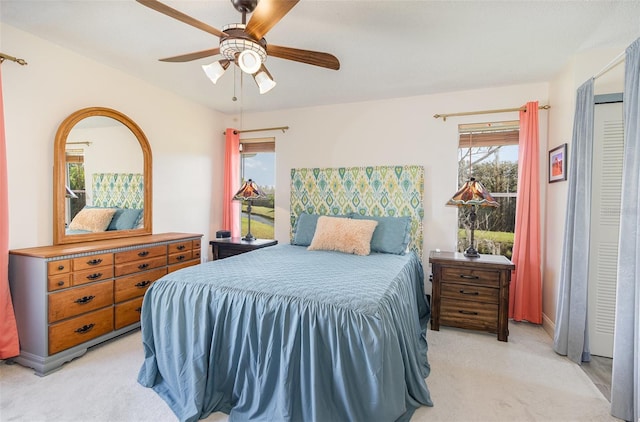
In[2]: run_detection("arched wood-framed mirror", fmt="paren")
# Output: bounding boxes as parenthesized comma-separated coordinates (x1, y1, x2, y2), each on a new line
(53, 107, 152, 245)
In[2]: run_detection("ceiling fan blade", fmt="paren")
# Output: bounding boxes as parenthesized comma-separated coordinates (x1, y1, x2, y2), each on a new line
(160, 48, 220, 63)
(267, 44, 340, 70)
(245, 0, 299, 40)
(136, 0, 225, 38)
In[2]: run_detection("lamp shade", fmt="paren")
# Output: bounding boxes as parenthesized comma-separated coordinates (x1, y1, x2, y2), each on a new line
(253, 66, 276, 94)
(233, 179, 266, 201)
(446, 177, 499, 208)
(202, 60, 230, 84)
(237, 49, 262, 74)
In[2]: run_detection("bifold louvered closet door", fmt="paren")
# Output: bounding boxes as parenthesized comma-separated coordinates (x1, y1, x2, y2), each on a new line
(587, 100, 624, 358)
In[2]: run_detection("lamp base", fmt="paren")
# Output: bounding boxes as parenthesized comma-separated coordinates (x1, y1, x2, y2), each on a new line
(464, 246, 480, 258)
(242, 233, 256, 242)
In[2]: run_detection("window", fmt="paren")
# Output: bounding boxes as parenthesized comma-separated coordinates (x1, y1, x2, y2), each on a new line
(66, 149, 86, 224)
(456, 121, 519, 258)
(240, 137, 275, 239)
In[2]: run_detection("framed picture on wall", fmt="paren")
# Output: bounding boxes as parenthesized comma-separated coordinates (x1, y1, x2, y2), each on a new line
(549, 143, 568, 183)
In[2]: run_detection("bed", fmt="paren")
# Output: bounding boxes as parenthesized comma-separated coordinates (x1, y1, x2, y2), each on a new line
(138, 165, 433, 421)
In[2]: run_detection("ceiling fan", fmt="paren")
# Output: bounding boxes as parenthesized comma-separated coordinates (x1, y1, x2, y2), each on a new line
(136, 0, 340, 94)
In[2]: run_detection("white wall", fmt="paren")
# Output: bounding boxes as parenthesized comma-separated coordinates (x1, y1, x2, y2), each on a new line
(544, 47, 626, 334)
(1, 24, 225, 256)
(235, 83, 549, 281)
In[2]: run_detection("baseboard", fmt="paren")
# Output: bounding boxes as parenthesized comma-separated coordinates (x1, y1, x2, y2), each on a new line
(542, 313, 555, 339)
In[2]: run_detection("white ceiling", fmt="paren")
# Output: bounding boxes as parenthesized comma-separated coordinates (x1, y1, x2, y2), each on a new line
(2, 0, 639, 114)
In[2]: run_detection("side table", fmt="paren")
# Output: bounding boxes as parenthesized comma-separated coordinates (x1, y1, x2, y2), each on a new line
(209, 238, 278, 260)
(429, 250, 514, 342)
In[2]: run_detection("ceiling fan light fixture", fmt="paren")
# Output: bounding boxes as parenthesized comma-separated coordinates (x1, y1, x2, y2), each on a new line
(253, 66, 276, 94)
(238, 49, 262, 74)
(202, 60, 230, 84)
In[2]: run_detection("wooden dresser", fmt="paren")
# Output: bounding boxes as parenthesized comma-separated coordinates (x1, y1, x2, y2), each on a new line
(429, 250, 514, 342)
(9, 232, 202, 375)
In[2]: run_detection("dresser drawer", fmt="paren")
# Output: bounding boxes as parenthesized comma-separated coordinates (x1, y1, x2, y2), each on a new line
(72, 266, 114, 286)
(48, 274, 71, 291)
(168, 250, 193, 265)
(115, 297, 144, 330)
(440, 298, 498, 332)
(115, 245, 167, 264)
(441, 266, 500, 287)
(168, 259, 199, 273)
(48, 259, 71, 276)
(114, 268, 167, 302)
(49, 307, 114, 354)
(115, 255, 167, 277)
(440, 282, 499, 304)
(72, 253, 114, 271)
(168, 240, 192, 254)
(48, 281, 114, 323)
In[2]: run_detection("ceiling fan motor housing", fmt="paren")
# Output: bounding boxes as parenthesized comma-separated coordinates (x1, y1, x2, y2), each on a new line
(231, 0, 258, 13)
(220, 24, 267, 73)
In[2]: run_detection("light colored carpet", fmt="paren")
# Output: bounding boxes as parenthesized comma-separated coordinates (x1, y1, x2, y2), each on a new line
(0, 322, 617, 422)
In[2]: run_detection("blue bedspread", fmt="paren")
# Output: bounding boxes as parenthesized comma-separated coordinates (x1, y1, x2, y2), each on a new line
(138, 244, 432, 421)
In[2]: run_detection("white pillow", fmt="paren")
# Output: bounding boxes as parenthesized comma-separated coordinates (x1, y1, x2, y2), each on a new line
(307, 216, 378, 256)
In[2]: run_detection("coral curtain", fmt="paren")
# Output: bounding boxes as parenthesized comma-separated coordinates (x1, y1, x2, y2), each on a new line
(553, 80, 594, 364)
(0, 65, 20, 359)
(611, 37, 640, 422)
(222, 128, 240, 238)
(509, 101, 542, 323)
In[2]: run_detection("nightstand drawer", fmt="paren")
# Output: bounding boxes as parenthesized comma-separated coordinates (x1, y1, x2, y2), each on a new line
(441, 266, 500, 287)
(440, 282, 499, 304)
(440, 298, 498, 331)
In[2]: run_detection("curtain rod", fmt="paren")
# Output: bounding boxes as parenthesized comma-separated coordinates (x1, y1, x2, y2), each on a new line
(0, 52, 28, 66)
(593, 50, 625, 80)
(224, 126, 289, 135)
(434, 104, 550, 121)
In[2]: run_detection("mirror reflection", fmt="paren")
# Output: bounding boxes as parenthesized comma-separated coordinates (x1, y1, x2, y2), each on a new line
(54, 107, 152, 245)
(65, 117, 143, 232)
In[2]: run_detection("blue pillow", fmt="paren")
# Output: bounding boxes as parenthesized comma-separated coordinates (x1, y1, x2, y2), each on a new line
(107, 208, 143, 231)
(351, 214, 412, 255)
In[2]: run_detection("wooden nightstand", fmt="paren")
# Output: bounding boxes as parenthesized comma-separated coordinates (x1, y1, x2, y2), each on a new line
(209, 238, 278, 260)
(429, 250, 515, 342)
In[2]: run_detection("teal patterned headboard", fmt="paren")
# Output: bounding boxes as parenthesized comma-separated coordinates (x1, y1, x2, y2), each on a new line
(290, 165, 424, 256)
(92, 173, 144, 209)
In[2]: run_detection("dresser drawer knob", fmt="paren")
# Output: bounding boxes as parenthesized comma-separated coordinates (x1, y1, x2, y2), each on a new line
(459, 290, 479, 296)
(138, 251, 149, 257)
(176, 255, 185, 261)
(57, 280, 65, 286)
(176, 245, 186, 251)
(138, 263, 149, 270)
(57, 264, 65, 271)
(459, 274, 479, 280)
(86, 258, 103, 266)
(458, 310, 479, 315)
(75, 323, 95, 334)
(135, 280, 151, 288)
(74, 295, 95, 304)
(86, 272, 103, 280)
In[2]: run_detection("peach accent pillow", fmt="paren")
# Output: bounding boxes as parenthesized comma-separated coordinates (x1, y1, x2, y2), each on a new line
(68, 208, 117, 232)
(307, 216, 378, 256)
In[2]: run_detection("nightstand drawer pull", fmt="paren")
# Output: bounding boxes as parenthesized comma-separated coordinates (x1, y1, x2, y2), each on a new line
(458, 310, 479, 315)
(138, 263, 149, 270)
(459, 290, 479, 295)
(459, 274, 479, 280)
(74, 295, 95, 304)
(75, 323, 95, 334)
(135, 280, 152, 288)
(86, 272, 103, 280)
(86, 258, 103, 266)
(138, 251, 149, 257)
